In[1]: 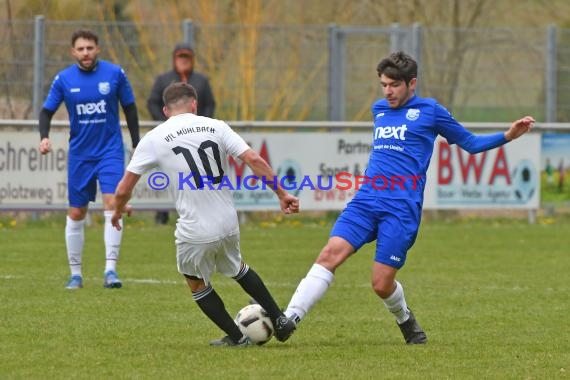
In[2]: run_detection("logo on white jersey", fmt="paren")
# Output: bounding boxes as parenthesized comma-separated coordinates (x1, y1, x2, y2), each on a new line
(406, 109, 420, 121)
(98, 82, 110, 95)
(374, 124, 407, 140)
(76, 99, 107, 115)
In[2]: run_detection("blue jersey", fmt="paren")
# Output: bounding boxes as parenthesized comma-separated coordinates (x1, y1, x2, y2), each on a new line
(357, 95, 507, 202)
(43, 60, 136, 160)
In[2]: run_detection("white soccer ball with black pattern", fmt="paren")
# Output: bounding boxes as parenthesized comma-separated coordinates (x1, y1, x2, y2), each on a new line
(234, 304, 274, 345)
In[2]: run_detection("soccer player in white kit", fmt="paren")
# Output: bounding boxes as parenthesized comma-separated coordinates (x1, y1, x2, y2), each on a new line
(111, 82, 299, 346)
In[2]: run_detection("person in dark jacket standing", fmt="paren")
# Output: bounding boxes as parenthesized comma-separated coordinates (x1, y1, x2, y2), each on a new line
(148, 42, 216, 119)
(147, 42, 216, 224)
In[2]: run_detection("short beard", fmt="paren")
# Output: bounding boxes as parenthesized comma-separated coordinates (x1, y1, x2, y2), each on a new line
(77, 59, 98, 71)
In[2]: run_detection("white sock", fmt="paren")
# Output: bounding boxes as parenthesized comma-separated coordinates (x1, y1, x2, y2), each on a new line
(284, 263, 334, 323)
(382, 280, 410, 324)
(65, 216, 85, 277)
(104, 210, 122, 273)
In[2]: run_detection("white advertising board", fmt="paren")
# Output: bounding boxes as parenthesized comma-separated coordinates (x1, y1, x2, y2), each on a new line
(0, 130, 540, 210)
(424, 135, 541, 209)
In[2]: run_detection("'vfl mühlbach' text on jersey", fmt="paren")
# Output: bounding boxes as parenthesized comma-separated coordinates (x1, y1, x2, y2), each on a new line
(358, 95, 507, 202)
(127, 113, 250, 243)
(43, 60, 136, 160)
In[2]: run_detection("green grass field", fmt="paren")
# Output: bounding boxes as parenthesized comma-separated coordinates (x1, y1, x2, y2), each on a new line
(1, 213, 568, 379)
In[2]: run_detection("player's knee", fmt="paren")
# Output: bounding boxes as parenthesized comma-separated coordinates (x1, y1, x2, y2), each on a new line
(101, 194, 116, 210)
(68, 208, 87, 221)
(184, 274, 206, 292)
(371, 277, 394, 299)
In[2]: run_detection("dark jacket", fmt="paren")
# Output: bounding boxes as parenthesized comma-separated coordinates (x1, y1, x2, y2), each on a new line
(147, 44, 216, 120)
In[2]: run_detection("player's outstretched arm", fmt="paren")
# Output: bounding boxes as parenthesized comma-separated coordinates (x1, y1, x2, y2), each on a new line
(112, 171, 141, 230)
(239, 149, 300, 214)
(504, 115, 535, 141)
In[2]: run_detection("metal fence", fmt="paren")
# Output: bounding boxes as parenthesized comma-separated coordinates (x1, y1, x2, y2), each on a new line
(1, 17, 569, 122)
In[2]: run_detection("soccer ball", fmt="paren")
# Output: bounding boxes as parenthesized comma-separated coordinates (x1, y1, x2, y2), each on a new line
(234, 304, 274, 345)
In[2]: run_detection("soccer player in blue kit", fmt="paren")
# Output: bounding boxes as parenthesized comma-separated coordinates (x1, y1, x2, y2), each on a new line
(38, 30, 140, 290)
(283, 51, 535, 344)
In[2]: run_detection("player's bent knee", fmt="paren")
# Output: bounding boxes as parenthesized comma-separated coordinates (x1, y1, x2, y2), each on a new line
(372, 282, 393, 298)
(184, 275, 206, 292)
(371, 275, 397, 298)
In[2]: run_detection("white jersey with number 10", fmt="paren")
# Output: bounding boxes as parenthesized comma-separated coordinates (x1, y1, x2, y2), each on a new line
(127, 113, 250, 243)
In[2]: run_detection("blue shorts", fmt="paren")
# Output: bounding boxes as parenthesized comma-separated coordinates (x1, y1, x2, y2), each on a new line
(330, 197, 422, 269)
(68, 157, 124, 208)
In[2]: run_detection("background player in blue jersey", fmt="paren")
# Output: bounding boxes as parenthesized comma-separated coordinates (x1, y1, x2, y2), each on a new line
(283, 51, 535, 344)
(38, 30, 140, 290)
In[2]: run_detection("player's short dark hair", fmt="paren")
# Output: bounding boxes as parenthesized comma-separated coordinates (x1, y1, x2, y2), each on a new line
(163, 82, 198, 107)
(71, 30, 99, 46)
(376, 51, 417, 85)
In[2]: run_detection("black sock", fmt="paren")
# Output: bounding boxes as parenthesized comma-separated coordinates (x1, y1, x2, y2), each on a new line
(234, 264, 283, 321)
(193, 285, 242, 342)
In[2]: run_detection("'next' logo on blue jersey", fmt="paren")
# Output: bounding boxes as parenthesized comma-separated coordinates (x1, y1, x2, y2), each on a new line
(374, 124, 407, 140)
(75, 99, 107, 115)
